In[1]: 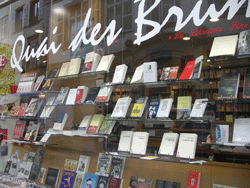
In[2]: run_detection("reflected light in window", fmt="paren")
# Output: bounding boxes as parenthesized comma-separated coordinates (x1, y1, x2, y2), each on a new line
(35, 29, 43, 33)
(54, 8, 64, 14)
(209, 18, 219, 22)
(183, 37, 190, 41)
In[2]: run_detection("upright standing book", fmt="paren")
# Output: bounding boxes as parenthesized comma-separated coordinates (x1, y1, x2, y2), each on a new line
(191, 55, 203, 79)
(143, 61, 158, 83)
(54, 87, 70, 105)
(187, 171, 201, 188)
(82, 173, 98, 188)
(112, 64, 128, 84)
(176, 133, 198, 159)
(237, 29, 250, 56)
(76, 155, 91, 174)
(131, 64, 144, 83)
(168, 66, 179, 80)
(42, 68, 60, 91)
(59, 170, 76, 188)
(190, 98, 208, 118)
(110, 156, 126, 179)
(147, 99, 160, 119)
(33, 75, 45, 91)
(95, 153, 113, 177)
(158, 133, 179, 156)
(24, 121, 40, 142)
(12, 120, 26, 140)
(177, 96, 192, 119)
(40, 96, 56, 118)
(98, 114, 116, 134)
(118, 131, 134, 152)
(45, 167, 60, 187)
(58, 62, 70, 77)
(156, 98, 173, 118)
(160, 67, 170, 81)
(78, 115, 93, 134)
(75, 86, 89, 104)
(18, 103, 27, 116)
(87, 114, 104, 133)
(65, 88, 78, 105)
(95, 85, 113, 103)
(53, 113, 69, 131)
(111, 97, 132, 118)
(130, 96, 148, 118)
(84, 87, 100, 104)
(96, 54, 115, 72)
(179, 61, 195, 80)
(216, 125, 229, 143)
(243, 67, 250, 98)
(130, 132, 149, 155)
(82, 52, 101, 72)
(67, 58, 81, 76)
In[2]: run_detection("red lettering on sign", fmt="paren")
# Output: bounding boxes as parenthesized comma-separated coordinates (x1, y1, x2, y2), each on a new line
(229, 21, 249, 31)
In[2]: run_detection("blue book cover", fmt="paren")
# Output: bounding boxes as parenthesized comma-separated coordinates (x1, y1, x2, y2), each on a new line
(147, 99, 160, 119)
(82, 173, 98, 188)
(59, 170, 75, 188)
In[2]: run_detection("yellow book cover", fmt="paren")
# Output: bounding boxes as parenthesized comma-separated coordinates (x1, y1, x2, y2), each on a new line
(67, 58, 81, 76)
(87, 114, 104, 133)
(177, 96, 192, 119)
(58, 62, 70, 77)
(130, 103, 143, 117)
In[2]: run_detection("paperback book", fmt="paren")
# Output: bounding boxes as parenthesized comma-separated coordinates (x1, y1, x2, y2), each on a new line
(24, 121, 40, 142)
(108, 177, 122, 188)
(147, 99, 160, 119)
(176, 96, 192, 119)
(12, 120, 26, 140)
(73, 173, 85, 188)
(75, 86, 89, 104)
(158, 133, 179, 156)
(17, 81, 34, 93)
(156, 98, 173, 118)
(53, 113, 69, 131)
(111, 97, 132, 118)
(131, 64, 144, 84)
(190, 98, 208, 118)
(59, 170, 76, 188)
(64, 159, 78, 171)
(191, 55, 203, 79)
(179, 61, 195, 80)
(78, 115, 93, 134)
(160, 67, 170, 81)
(20, 72, 37, 82)
(54, 87, 70, 105)
(130, 96, 148, 118)
(87, 114, 104, 133)
(67, 58, 81, 76)
(37, 168, 46, 184)
(216, 125, 229, 143)
(76, 155, 91, 174)
(95, 85, 113, 103)
(40, 96, 56, 118)
(98, 114, 116, 134)
(112, 64, 128, 84)
(118, 131, 134, 152)
(84, 87, 100, 104)
(96, 54, 115, 72)
(143, 61, 158, 83)
(243, 67, 250, 98)
(65, 88, 78, 105)
(96, 176, 110, 188)
(95, 153, 113, 177)
(82, 52, 101, 72)
(110, 156, 126, 179)
(24, 98, 43, 117)
(168, 66, 179, 80)
(130, 132, 149, 155)
(82, 173, 98, 188)
(45, 167, 60, 187)
(18, 103, 27, 116)
(42, 68, 60, 91)
(58, 62, 70, 77)
(129, 176, 153, 188)
(187, 171, 201, 188)
(7, 106, 20, 116)
(176, 133, 198, 159)
(238, 29, 250, 56)
(33, 75, 45, 91)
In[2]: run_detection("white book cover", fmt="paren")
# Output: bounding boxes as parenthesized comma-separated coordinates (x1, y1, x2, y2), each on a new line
(112, 64, 128, 84)
(191, 55, 203, 79)
(131, 64, 144, 84)
(176, 133, 198, 159)
(17, 81, 34, 93)
(82, 52, 101, 72)
(158, 133, 179, 156)
(65, 88, 78, 105)
(118, 131, 134, 152)
(76, 155, 91, 174)
(111, 97, 132, 118)
(40, 96, 56, 118)
(17, 161, 27, 177)
(40, 134, 51, 143)
(143, 62, 157, 83)
(96, 54, 115, 72)
(58, 62, 70, 77)
(130, 132, 149, 155)
(68, 58, 81, 75)
(232, 118, 250, 142)
(20, 72, 37, 82)
(53, 113, 69, 131)
(190, 98, 208, 118)
(95, 85, 113, 102)
(216, 125, 229, 143)
(33, 75, 45, 91)
(78, 115, 93, 134)
(91, 53, 101, 71)
(209, 35, 238, 57)
(156, 98, 173, 118)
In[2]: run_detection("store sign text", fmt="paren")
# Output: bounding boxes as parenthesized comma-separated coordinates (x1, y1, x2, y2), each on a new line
(11, 0, 250, 72)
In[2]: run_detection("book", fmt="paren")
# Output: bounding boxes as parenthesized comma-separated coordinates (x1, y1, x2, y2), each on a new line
(190, 98, 208, 118)
(84, 87, 100, 104)
(78, 115, 93, 134)
(20, 72, 37, 82)
(54, 87, 70, 105)
(17, 161, 26, 178)
(108, 177, 122, 188)
(111, 97, 132, 118)
(87, 114, 104, 133)
(4, 160, 12, 173)
(112, 64, 128, 84)
(76, 155, 91, 174)
(243, 67, 250, 98)
(131, 64, 144, 84)
(73, 173, 85, 188)
(118, 131, 134, 152)
(37, 168, 46, 184)
(16, 81, 34, 93)
(75, 86, 89, 104)
(130, 132, 149, 155)
(67, 58, 81, 76)
(97, 176, 110, 188)
(147, 99, 160, 119)
(23, 152, 36, 178)
(28, 148, 45, 181)
(95, 153, 113, 177)
(64, 159, 78, 171)
(58, 62, 70, 77)
(45, 167, 60, 187)
(187, 171, 201, 188)
(18, 103, 27, 116)
(96, 54, 115, 72)
(143, 61, 158, 83)
(33, 75, 45, 91)
(156, 98, 173, 118)
(216, 125, 229, 143)
(179, 61, 195, 80)
(176, 96, 192, 120)
(65, 88, 78, 105)
(24, 121, 40, 142)
(209, 35, 238, 57)
(12, 120, 26, 139)
(217, 72, 240, 99)
(7, 106, 20, 116)
(82, 173, 98, 188)
(98, 114, 116, 134)
(42, 68, 60, 91)
(95, 85, 113, 103)
(129, 176, 153, 188)
(176, 133, 198, 159)
(191, 55, 203, 79)
(24, 98, 43, 117)
(168, 66, 179, 80)
(158, 133, 179, 156)
(110, 156, 126, 179)
(82, 52, 101, 72)
(130, 96, 148, 118)
(155, 180, 181, 188)
(238, 29, 250, 56)
(228, 118, 250, 144)
(40, 96, 56, 118)
(53, 113, 69, 131)
(160, 67, 170, 81)
(9, 159, 20, 176)
(213, 185, 239, 188)
(59, 170, 76, 188)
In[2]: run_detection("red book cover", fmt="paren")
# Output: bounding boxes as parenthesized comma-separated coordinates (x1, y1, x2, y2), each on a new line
(75, 89, 84, 104)
(108, 177, 122, 188)
(179, 61, 195, 80)
(168, 66, 179, 80)
(187, 171, 201, 188)
(18, 103, 27, 116)
(87, 125, 98, 133)
(0, 129, 8, 140)
(12, 120, 26, 139)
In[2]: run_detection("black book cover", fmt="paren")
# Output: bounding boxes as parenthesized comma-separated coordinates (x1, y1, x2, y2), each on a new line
(29, 148, 45, 181)
(218, 72, 240, 99)
(4, 160, 12, 173)
(42, 69, 59, 91)
(243, 67, 250, 98)
(84, 87, 100, 104)
(155, 179, 164, 188)
(96, 175, 109, 188)
(147, 99, 160, 119)
(163, 181, 181, 188)
(45, 167, 60, 187)
(110, 156, 125, 179)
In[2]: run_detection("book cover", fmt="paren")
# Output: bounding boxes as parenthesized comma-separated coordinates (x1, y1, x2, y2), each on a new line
(190, 98, 208, 118)
(143, 62, 158, 83)
(131, 96, 148, 118)
(24, 121, 40, 142)
(54, 87, 70, 105)
(155, 179, 165, 188)
(191, 56, 203, 79)
(110, 156, 126, 179)
(96, 54, 115, 72)
(78, 115, 93, 134)
(238, 29, 250, 56)
(33, 75, 45, 91)
(177, 96, 192, 120)
(18, 103, 27, 116)
(95, 85, 113, 102)
(111, 97, 132, 118)
(164, 181, 181, 188)
(98, 114, 116, 134)
(59, 170, 76, 188)
(160, 67, 170, 81)
(64, 159, 78, 171)
(16, 81, 34, 93)
(158, 133, 179, 156)
(218, 72, 240, 99)
(130, 132, 149, 155)
(82, 52, 101, 72)
(53, 113, 69, 131)
(129, 176, 153, 188)
(40, 96, 56, 118)
(42, 69, 60, 91)
(4, 160, 12, 173)
(243, 67, 250, 98)
(176, 133, 198, 159)
(118, 131, 134, 152)
(84, 87, 100, 104)
(95, 153, 113, 177)
(96, 176, 110, 188)
(7, 106, 20, 116)
(75, 86, 89, 104)
(68, 58, 81, 76)
(24, 98, 43, 117)
(12, 120, 26, 139)
(73, 173, 85, 188)
(108, 177, 122, 188)
(216, 125, 229, 143)
(45, 167, 60, 187)
(87, 114, 104, 133)
(156, 98, 173, 118)
(179, 61, 195, 80)
(187, 171, 201, 188)
(82, 173, 98, 188)
(147, 99, 160, 119)
(37, 168, 46, 184)
(131, 64, 144, 83)
(20, 72, 37, 82)
(58, 62, 70, 77)
(76, 155, 91, 174)
(112, 64, 128, 84)
(168, 66, 179, 80)
(65, 88, 78, 105)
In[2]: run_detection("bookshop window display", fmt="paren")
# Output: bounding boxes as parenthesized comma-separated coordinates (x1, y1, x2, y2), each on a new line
(0, 0, 250, 187)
